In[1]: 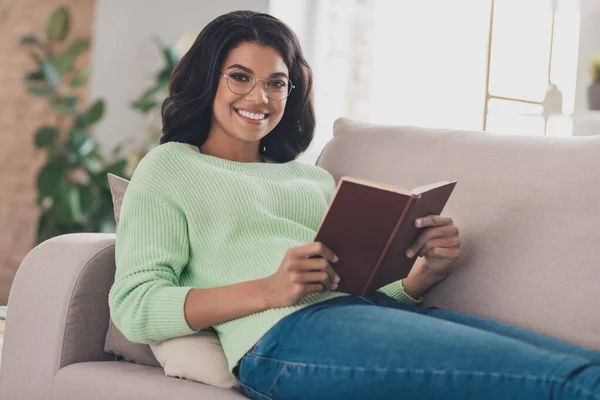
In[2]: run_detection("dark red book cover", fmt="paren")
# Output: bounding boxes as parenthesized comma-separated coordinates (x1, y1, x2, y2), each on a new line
(314, 177, 457, 296)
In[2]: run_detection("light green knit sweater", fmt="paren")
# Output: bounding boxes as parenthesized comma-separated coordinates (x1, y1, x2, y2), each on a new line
(108, 142, 421, 373)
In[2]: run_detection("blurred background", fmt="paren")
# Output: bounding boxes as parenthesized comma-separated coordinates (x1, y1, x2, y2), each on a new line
(0, 0, 599, 305)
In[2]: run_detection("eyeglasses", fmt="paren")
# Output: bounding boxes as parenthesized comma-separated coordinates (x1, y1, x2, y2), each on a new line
(222, 71, 295, 101)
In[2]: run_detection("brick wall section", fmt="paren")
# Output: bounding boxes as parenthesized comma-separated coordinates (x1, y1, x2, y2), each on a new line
(0, 0, 95, 304)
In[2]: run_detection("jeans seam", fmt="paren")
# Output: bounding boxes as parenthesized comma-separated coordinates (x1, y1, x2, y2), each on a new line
(358, 295, 376, 305)
(245, 353, 600, 399)
(241, 382, 274, 400)
(266, 364, 288, 396)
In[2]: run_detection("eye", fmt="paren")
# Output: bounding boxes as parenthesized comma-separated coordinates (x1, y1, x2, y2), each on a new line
(230, 73, 250, 82)
(267, 79, 286, 89)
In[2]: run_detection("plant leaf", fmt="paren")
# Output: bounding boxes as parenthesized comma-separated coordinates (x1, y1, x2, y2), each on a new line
(45, 6, 70, 43)
(67, 130, 98, 165)
(79, 99, 105, 127)
(103, 159, 127, 177)
(131, 84, 165, 113)
(54, 38, 89, 73)
(53, 96, 78, 116)
(37, 211, 52, 244)
(81, 155, 103, 174)
(68, 186, 82, 220)
(40, 60, 61, 89)
(37, 161, 63, 201)
(35, 126, 59, 148)
(70, 66, 91, 88)
(27, 86, 54, 98)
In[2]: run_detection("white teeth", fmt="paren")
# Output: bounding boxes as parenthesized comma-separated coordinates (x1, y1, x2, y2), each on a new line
(237, 109, 266, 120)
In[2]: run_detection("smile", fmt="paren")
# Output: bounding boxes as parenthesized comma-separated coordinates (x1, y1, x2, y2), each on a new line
(234, 108, 269, 122)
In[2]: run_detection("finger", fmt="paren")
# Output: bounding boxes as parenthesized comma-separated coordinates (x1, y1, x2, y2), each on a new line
(303, 242, 339, 264)
(406, 225, 459, 258)
(298, 271, 329, 284)
(299, 271, 335, 290)
(424, 246, 460, 261)
(304, 283, 326, 294)
(298, 259, 340, 283)
(415, 215, 454, 228)
(417, 237, 461, 257)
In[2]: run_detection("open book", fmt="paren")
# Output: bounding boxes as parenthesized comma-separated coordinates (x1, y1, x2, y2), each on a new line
(314, 176, 457, 296)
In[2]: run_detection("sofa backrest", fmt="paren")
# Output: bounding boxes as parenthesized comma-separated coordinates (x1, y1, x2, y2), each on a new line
(317, 117, 600, 350)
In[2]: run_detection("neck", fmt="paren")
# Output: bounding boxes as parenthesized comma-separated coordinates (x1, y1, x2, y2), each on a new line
(200, 128, 264, 163)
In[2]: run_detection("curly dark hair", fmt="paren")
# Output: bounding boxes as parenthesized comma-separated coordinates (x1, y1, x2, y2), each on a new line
(160, 10, 315, 163)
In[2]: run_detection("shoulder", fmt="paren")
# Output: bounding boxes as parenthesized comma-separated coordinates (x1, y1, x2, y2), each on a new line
(127, 142, 193, 195)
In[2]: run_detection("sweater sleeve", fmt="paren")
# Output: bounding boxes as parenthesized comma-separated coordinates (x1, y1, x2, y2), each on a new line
(376, 280, 422, 305)
(108, 185, 197, 344)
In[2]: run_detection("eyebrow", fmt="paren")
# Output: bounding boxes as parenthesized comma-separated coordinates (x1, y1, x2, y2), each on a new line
(225, 63, 288, 79)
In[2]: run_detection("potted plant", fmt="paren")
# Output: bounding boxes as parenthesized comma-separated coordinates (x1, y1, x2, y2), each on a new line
(588, 56, 600, 110)
(21, 6, 129, 243)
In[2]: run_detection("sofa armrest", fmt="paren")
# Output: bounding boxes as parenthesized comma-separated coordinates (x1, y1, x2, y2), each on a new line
(0, 233, 116, 400)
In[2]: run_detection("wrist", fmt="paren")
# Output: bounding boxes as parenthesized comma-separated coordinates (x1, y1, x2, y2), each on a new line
(256, 278, 273, 310)
(403, 259, 448, 299)
(413, 257, 449, 282)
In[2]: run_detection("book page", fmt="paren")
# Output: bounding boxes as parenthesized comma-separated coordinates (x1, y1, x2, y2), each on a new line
(411, 181, 455, 195)
(340, 176, 412, 196)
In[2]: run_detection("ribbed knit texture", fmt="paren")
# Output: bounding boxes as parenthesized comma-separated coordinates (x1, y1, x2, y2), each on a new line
(108, 142, 421, 373)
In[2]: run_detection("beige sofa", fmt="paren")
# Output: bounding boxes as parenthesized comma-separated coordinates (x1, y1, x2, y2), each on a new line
(1, 118, 599, 399)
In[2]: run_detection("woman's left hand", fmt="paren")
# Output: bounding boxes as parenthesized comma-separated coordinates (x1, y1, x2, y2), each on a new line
(405, 215, 461, 279)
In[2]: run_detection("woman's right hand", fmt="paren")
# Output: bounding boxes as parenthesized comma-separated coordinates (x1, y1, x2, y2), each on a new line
(262, 242, 341, 308)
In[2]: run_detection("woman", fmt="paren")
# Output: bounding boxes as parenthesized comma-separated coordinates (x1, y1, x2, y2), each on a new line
(109, 10, 600, 400)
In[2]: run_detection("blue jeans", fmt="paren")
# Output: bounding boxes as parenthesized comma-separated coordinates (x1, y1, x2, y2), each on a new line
(236, 292, 600, 400)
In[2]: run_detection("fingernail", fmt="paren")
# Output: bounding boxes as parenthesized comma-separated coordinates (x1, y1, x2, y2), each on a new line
(332, 283, 339, 289)
(334, 275, 341, 283)
(406, 249, 413, 258)
(333, 255, 339, 263)
(415, 219, 422, 227)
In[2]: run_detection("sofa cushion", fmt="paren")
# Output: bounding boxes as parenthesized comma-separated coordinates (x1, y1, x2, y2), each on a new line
(52, 362, 247, 400)
(105, 173, 241, 389)
(317, 117, 600, 351)
(103, 316, 161, 368)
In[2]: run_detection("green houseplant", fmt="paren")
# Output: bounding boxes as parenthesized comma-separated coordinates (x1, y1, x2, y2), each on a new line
(125, 38, 179, 173)
(126, 33, 195, 173)
(21, 5, 128, 243)
(588, 56, 600, 110)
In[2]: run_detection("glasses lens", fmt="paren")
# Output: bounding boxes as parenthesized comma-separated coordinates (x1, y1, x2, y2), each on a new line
(226, 72, 255, 95)
(265, 78, 292, 101)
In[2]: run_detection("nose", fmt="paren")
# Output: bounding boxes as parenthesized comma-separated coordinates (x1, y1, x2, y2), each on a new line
(244, 80, 269, 103)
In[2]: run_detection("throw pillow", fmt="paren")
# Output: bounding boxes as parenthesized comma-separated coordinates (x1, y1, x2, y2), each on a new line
(105, 173, 241, 389)
(150, 329, 241, 390)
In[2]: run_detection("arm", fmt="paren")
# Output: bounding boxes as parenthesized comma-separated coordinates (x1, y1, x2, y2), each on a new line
(109, 185, 271, 344)
(400, 257, 448, 299)
(183, 279, 270, 331)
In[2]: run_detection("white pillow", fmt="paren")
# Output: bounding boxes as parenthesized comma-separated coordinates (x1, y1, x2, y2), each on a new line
(150, 329, 242, 390)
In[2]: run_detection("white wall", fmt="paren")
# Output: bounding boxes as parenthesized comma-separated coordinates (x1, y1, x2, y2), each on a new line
(89, 0, 269, 155)
(574, 0, 600, 112)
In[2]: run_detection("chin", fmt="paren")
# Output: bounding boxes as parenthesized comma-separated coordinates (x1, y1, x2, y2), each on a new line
(229, 127, 267, 143)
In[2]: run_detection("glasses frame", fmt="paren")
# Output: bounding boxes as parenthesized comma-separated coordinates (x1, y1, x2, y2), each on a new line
(221, 73, 295, 101)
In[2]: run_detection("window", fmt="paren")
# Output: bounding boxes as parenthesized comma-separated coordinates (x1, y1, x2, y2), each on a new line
(281, 0, 581, 163)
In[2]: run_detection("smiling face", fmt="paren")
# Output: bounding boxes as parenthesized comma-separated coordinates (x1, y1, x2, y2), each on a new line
(208, 42, 289, 154)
